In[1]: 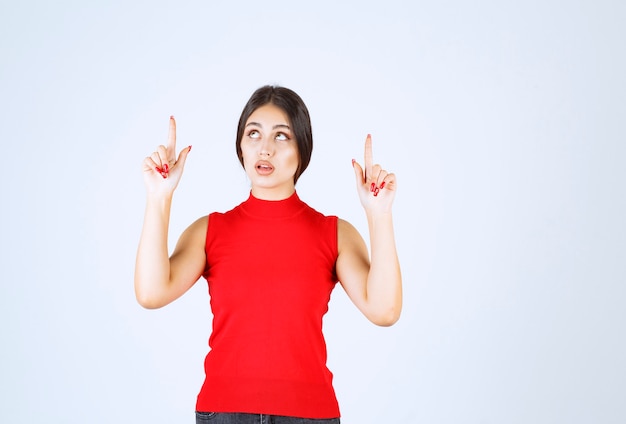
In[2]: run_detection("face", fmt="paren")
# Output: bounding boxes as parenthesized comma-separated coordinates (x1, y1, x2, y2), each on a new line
(240, 103, 299, 200)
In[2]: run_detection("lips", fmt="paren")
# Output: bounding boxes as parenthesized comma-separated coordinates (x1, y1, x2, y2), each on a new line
(255, 160, 274, 175)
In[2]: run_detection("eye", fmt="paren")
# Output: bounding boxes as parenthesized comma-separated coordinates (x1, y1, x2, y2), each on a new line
(275, 132, 290, 141)
(248, 130, 261, 139)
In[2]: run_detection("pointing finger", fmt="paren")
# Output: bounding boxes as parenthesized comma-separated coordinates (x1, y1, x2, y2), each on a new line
(167, 115, 177, 162)
(364, 134, 373, 180)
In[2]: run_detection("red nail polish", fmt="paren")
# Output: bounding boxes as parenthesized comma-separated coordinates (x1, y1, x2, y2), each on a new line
(380, 181, 385, 189)
(163, 163, 169, 173)
(351, 158, 356, 166)
(156, 166, 163, 173)
(371, 183, 376, 192)
(188, 145, 192, 152)
(374, 187, 380, 196)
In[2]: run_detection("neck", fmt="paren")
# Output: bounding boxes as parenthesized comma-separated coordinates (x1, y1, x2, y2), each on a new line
(250, 186, 296, 201)
(242, 190, 303, 219)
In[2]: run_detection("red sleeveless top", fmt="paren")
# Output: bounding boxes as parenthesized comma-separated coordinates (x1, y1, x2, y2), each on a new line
(196, 192, 340, 418)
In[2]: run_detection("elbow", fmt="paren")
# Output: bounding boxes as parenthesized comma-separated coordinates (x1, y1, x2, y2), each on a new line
(369, 307, 402, 327)
(136, 294, 158, 309)
(367, 292, 402, 326)
(135, 288, 166, 310)
(137, 298, 161, 310)
(134, 273, 170, 309)
(373, 314, 401, 327)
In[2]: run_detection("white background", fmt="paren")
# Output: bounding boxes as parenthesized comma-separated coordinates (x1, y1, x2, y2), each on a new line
(1, 1, 624, 423)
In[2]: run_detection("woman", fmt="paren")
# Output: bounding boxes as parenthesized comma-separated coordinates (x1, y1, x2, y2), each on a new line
(135, 85, 402, 423)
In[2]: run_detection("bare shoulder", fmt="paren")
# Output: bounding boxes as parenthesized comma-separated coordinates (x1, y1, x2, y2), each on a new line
(174, 215, 209, 252)
(337, 218, 353, 230)
(337, 218, 366, 253)
(188, 214, 209, 234)
(336, 218, 369, 309)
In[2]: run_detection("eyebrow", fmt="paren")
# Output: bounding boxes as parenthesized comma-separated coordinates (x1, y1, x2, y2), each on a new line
(245, 122, 291, 130)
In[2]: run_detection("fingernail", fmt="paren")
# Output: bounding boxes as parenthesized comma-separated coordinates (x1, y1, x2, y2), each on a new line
(371, 183, 376, 192)
(351, 158, 355, 166)
(380, 181, 385, 189)
(156, 166, 163, 173)
(170, 115, 174, 119)
(163, 163, 169, 173)
(188, 145, 192, 152)
(374, 187, 380, 196)
(161, 172, 167, 179)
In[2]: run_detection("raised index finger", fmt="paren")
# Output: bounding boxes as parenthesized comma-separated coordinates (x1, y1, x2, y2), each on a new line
(364, 134, 374, 179)
(167, 115, 177, 161)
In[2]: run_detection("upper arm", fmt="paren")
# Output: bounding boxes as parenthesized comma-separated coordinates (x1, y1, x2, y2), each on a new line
(166, 215, 208, 303)
(336, 218, 371, 316)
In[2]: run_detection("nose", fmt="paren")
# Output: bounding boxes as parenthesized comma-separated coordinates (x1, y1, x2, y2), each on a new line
(258, 137, 274, 157)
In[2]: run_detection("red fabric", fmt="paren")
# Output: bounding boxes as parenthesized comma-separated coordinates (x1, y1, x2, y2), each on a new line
(196, 192, 340, 418)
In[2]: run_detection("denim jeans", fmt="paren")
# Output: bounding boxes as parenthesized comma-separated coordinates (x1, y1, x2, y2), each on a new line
(195, 412, 340, 424)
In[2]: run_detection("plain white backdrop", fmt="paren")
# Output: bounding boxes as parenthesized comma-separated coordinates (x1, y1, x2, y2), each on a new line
(1, 1, 624, 423)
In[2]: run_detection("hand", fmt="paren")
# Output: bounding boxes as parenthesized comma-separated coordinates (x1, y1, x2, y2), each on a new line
(142, 116, 192, 196)
(351, 134, 397, 213)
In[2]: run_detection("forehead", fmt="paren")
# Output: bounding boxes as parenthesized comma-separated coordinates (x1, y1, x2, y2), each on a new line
(246, 103, 290, 126)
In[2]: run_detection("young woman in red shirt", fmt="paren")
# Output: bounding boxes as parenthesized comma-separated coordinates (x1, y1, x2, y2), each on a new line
(134, 85, 402, 424)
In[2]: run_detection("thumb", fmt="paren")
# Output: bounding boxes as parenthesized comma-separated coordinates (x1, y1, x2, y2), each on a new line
(175, 145, 192, 170)
(352, 158, 365, 185)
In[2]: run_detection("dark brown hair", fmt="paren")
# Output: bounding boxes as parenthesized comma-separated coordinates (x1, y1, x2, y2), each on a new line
(236, 85, 313, 183)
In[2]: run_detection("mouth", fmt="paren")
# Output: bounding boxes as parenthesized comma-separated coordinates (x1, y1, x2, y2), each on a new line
(255, 160, 274, 175)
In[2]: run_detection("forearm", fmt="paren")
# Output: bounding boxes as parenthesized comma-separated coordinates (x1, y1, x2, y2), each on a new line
(365, 211, 402, 325)
(134, 194, 174, 308)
